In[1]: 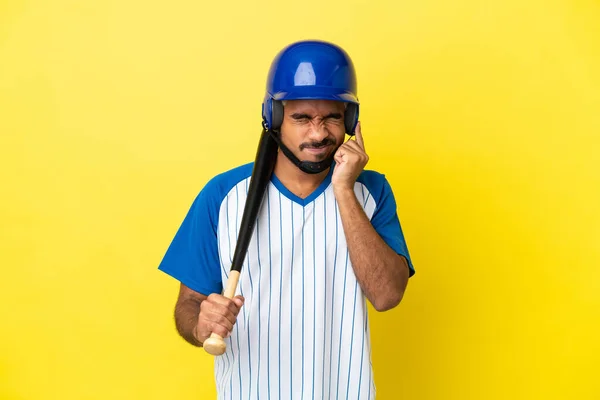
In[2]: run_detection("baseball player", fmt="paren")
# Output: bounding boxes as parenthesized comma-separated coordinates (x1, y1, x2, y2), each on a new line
(158, 39, 415, 399)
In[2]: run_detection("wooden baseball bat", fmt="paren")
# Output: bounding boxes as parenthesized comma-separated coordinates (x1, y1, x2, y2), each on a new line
(202, 128, 279, 356)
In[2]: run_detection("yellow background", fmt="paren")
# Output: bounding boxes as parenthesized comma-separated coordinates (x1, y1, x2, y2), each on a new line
(1, 0, 599, 399)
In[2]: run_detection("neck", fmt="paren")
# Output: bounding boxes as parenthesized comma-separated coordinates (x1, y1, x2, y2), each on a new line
(272, 151, 330, 199)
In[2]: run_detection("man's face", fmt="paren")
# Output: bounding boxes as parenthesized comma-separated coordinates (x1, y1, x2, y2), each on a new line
(279, 99, 347, 163)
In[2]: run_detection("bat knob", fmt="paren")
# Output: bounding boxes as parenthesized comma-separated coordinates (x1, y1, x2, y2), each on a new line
(203, 333, 227, 356)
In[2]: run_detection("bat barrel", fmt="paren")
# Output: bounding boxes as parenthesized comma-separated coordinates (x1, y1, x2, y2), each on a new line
(230, 129, 279, 272)
(203, 128, 279, 356)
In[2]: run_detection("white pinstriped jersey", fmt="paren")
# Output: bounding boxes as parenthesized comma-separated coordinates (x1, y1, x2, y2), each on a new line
(159, 162, 414, 400)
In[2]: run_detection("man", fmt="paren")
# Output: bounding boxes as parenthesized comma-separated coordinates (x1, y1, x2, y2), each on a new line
(158, 40, 415, 399)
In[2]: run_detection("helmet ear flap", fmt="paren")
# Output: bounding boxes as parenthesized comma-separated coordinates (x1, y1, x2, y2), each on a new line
(271, 100, 284, 130)
(262, 98, 284, 131)
(345, 103, 359, 135)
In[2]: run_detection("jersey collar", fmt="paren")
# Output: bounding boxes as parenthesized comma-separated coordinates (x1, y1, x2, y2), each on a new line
(270, 162, 334, 206)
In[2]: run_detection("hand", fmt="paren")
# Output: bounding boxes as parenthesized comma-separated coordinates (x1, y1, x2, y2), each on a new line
(332, 121, 369, 193)
(194, 293, 245, 344)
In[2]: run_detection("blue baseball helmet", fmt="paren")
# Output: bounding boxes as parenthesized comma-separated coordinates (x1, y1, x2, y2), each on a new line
(262, 40, 359, 135)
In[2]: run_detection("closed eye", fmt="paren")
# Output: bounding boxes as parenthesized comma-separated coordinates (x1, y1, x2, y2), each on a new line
(289, 112, 342, 121)
(323, 113, 343, 120)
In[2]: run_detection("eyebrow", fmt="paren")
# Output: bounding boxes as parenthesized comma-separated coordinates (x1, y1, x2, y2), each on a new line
(290, 112, 343, 120)
(290, 113, 312, 119)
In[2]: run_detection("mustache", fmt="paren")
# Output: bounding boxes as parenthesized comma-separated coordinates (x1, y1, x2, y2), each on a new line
(299, 138, 336, 150)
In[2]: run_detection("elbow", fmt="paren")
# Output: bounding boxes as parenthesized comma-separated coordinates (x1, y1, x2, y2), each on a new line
(374, 256, 410, 312)
(370, 255, 411, 312)
(372, 272, 409, 312)
(372, 290, 405, 312)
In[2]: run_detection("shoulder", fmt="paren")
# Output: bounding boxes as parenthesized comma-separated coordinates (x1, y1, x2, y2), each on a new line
(356, 169, 393, 202)
(357, 169, 387, 186)
(197, 162, 254, 204)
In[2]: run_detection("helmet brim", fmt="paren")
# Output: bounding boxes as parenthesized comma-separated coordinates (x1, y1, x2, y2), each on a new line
(272, 87, 358, 104)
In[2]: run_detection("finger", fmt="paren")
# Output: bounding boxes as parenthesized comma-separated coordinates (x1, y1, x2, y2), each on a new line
(201, 300, 239, 326)
(334, 150, 344, 164)
(339, 141, 360, 153)
(334, 143, 352, 161)
(354, 121, 365, 151)
(199, 317, 232, 339)
(208, 294, 242, 316)
(197, 316, 231, 340)
(202, 309, 235, 332)
(335, 142, 346, 155)
(232, 295, 245, 309)
(343, 140, 364, 154)
(340, 143, 367, 162)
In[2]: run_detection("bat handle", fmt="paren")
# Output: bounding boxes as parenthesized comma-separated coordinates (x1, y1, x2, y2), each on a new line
(202, 270, 241, 356)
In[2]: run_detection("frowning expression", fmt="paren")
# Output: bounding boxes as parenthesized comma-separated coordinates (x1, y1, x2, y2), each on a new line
(279, 99, 347, 162)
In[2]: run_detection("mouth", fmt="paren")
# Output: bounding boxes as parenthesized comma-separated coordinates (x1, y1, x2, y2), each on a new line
(303, 145, 331, 155)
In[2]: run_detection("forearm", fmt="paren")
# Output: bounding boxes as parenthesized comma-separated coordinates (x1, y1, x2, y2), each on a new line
(335, 187, 410, 311)
(174, 297, 203, 347)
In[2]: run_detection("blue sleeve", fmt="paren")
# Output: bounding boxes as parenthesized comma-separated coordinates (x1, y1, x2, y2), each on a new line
(365, 173, 416, 277)
(157, 184, 224, 296)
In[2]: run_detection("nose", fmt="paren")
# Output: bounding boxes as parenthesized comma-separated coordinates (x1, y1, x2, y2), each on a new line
(306, 120, 329, 142)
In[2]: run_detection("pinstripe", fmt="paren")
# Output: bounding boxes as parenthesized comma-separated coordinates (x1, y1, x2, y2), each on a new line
(215, 358, 221, 395)
(217, 196, 232, 394)
(278, 191, 283, 400)
(218, 196, 229, 278)
(237, 279, 247, 400)
(357, 296, 367, 398)
(289, 201, 294, 400)
(221, 346, 231, 394)
(223, 194, 235, 395)
(245, 179, 254, 400)
(327, 200, 339, 400)
(335, 250, 350, 400)
(234, 321, 242, 400)
(312, 202, 316, 399)
(235, 184, 242, 399)
(348, 185, 371, 398)
(220, 355, 228, 396)
(256, 216, 262, 399)
(266, 187, 273, 400)
(367, 302, 372, 398)
(235, 186, 247, 312)
(301, 205, 305, 400)
(226, 192, 235, 399)
(345, 280, 359, 400)
(218, 200, 233, 397)
(222, 193, 235, 391)
(321, 191, 327, 400)
(357, 338, 365, 398)
(355, 189, 371, 399)
(226, 192, 231, 263)
(246, 228, 254, 400)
